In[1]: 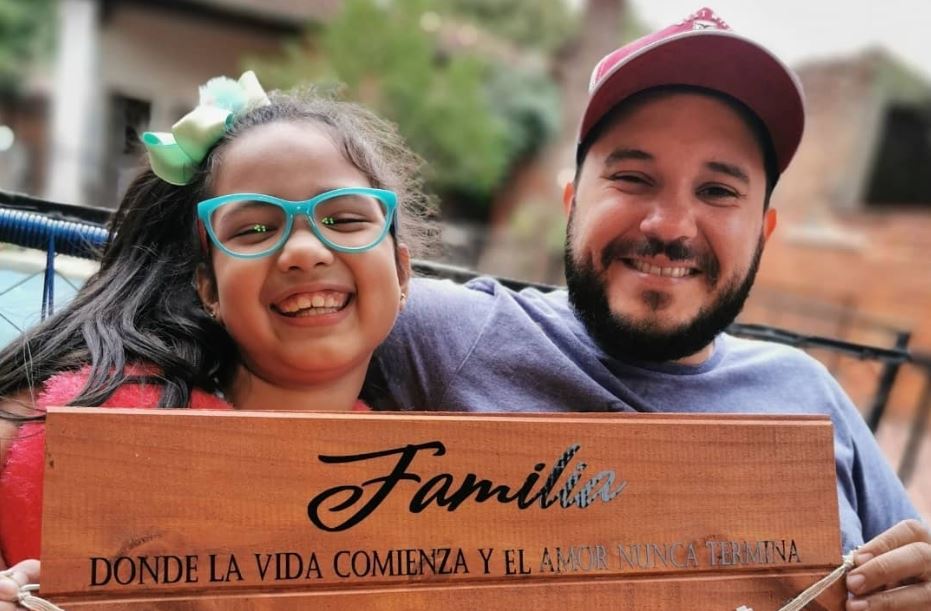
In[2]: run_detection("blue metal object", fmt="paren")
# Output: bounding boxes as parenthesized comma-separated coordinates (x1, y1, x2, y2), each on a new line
(0, 207, 109, 260)
(0, 206, 108, 318)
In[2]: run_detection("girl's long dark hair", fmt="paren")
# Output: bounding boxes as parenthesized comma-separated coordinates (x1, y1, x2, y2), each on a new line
(0, 170, 235, 415)
(0, 90, 433, 418)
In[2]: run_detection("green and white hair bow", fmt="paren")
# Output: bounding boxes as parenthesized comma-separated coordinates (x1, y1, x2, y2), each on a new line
(141, 71, 271, 186)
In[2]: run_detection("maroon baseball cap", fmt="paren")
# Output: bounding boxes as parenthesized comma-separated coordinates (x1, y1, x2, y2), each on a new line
(578, 7, 804, 174)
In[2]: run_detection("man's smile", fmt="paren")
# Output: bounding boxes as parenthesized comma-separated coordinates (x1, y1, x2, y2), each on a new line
(622, 258, 701, 279)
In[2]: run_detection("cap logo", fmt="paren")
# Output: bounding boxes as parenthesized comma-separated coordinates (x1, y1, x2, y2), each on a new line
(692, 19, 720, 30)
(679, 7, 729, 30)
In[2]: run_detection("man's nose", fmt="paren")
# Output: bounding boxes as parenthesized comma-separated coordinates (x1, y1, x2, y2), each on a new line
(276, 217, 334, 271)
(638, 193, 698, 243)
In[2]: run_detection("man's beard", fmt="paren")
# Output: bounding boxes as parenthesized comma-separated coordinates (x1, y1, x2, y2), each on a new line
(564, 217, 764, 363)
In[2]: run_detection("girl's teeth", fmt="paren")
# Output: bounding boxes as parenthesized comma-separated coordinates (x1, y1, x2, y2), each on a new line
(276, 291, 349, 315)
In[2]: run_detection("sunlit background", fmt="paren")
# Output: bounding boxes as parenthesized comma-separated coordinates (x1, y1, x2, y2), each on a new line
(0, 0, 929, 518)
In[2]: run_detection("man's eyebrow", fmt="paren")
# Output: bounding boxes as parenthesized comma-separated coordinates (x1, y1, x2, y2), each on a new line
(604, 148, 653, 165)
(706, 161, 750, 185)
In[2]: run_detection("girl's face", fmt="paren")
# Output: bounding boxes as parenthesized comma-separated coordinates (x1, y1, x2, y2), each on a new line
(200, 121, 409, 389)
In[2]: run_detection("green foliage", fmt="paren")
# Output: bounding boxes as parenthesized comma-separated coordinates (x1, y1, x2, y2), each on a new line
(436, 0, 579, 53)
(870, 50, 931, 105)
(330, 0, 512, 199)
(486, 63, 560, 162)
(248, 0, 562, 214)
(0, 0, 54, 94)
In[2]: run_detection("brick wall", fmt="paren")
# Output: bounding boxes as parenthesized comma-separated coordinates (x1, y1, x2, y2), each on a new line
(745, 52, 931, 421)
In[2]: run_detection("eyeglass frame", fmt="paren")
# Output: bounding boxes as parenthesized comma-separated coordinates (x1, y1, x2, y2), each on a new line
(196, 187, 398, 259)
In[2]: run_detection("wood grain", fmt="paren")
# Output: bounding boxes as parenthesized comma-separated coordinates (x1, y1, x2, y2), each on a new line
(40, 409, 844, 609)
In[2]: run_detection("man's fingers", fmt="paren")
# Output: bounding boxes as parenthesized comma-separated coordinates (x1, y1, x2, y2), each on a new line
(847, 580, 931, 610)
(856, 520, 931, 560)
(847, 541, 931, 595)
(847, 519, 931, 598)
(0, 567, 25, 601)
(0, 559, 40, 599)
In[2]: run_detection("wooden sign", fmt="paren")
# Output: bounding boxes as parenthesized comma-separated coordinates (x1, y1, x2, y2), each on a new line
(40, 409, 845, 609)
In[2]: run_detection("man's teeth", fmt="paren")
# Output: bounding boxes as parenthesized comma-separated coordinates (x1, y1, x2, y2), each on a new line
(276, 291, 349, 315)
(631, 260, 692, 278)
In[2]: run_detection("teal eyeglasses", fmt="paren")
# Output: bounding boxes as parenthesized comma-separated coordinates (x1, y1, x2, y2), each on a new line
(196, 187, 398, 258)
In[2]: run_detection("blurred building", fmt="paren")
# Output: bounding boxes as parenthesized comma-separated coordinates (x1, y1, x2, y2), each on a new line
(28, 0, 338, 208)
(0, 92, 46, 194)
(745, 48, 931, 417)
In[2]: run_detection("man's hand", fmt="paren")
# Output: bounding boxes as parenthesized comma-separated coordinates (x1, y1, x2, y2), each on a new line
(0, 559, 40, 610)
(846, 519, 931, 610)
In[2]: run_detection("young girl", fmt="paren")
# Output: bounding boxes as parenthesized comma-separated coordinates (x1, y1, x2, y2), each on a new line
(0, 73, 432, 593)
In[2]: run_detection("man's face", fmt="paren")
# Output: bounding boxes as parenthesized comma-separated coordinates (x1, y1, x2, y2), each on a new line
(565, 92, 776, 363)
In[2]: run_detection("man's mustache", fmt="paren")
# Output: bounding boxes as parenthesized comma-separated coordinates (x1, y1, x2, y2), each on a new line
(601, 237, 720, 286)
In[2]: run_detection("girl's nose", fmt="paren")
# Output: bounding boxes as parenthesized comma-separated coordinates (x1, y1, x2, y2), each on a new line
(275, 217, 335, 271)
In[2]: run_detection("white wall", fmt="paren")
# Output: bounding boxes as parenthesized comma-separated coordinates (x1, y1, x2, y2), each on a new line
(46, 1, 297, 207)
(100, 3, 286, 128)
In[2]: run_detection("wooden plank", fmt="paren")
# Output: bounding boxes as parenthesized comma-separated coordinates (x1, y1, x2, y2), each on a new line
(56, 571, 845, 610)
(40, 409, 844, 609)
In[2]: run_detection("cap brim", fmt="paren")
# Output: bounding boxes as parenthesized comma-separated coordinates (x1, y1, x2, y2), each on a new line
(579, 30, 805, 174)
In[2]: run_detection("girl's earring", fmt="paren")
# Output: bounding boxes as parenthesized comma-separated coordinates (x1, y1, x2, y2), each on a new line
(399, 292, 407, 310)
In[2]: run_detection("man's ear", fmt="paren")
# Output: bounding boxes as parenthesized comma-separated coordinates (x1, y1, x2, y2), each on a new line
(763, 208, 777, 242)
(562, 181, 575, 218)
(396, 244, 411, 310)
(195, 264, 220, 319)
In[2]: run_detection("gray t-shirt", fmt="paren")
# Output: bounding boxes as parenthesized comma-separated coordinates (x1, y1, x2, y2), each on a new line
(372, 277, 919, 552)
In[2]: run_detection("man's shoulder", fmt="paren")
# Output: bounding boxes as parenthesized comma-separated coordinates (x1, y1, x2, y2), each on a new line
(409, 276, 499, 303)
(409, 276, 572, 318)
(402, 277, 494, 324)
(719, 333, 834, 379)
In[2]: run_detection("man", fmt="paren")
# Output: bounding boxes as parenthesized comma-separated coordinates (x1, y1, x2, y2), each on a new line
(373, 7, 931, 609)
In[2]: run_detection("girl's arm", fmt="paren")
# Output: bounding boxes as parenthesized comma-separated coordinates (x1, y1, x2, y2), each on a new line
(1, 395, 45, 605)
(0, 392, 38, 574)
(1, 392, 36, 458)
(0, 420, 14, 478)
